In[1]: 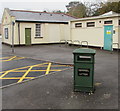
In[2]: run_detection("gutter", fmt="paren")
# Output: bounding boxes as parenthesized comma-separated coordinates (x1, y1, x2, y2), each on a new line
(70, 14, 120, 22)
(15, 20, 68, 24)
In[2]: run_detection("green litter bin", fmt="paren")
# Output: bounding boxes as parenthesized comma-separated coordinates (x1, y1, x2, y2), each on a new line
(73, 48, 96, 93)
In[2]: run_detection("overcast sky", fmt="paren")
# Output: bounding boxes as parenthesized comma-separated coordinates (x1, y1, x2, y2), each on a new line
(0, 0, 107, 22)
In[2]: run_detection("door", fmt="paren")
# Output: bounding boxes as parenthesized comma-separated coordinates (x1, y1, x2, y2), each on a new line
(104, 25, 113, 51)
(25, 28, 31, 45)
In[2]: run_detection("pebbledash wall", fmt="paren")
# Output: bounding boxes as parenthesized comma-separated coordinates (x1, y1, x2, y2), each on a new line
(69, 12, 120, 49)
(2, 8, 73, 45)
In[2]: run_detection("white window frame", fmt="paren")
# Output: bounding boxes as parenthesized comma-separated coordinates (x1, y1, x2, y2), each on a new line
(5, 28, 8, 39)
(35, 24, 42, 38)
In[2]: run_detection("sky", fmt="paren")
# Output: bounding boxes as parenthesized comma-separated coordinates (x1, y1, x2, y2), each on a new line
(0, 0, 107, 22)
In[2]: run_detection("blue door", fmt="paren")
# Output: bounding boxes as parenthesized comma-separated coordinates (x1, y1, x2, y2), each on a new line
(104, 25, 113, 51)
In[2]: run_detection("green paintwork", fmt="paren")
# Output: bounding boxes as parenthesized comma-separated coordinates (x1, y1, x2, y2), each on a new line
(73, 48, 96, 54)
(73, 48, 96, 93)
(25, 28, 31, 45)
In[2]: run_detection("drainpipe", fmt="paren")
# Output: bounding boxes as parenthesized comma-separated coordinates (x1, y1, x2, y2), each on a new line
(18, 22, 20, 45)
(12, 21, 15, 53)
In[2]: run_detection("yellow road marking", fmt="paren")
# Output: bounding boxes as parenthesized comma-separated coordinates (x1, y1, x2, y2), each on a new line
(2, 56, 16, 62)
(0, 63, 48, 74)
(0, 56, 13, 59)
(0, 62, 69, 84)
(17, 66, 33, 83)
(12, 57, 25, 60)
(0, 63, 48, 79)
(95, 83, 102, 86)
(17, 63, 48, 83)
(0, 56, 25, 62)
(35, 65, 70, 67)
(4, 70, 62, 72)
(45, 63, 52, 74)
(0, 77, 35, 79)
(0, 63, 69, 74)
(0, 71, 10, 78)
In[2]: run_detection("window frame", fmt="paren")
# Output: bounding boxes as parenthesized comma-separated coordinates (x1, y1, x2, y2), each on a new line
(35, 24, 42, 38)
(86, 22, 95, 27)
(4, 28, 8, 39)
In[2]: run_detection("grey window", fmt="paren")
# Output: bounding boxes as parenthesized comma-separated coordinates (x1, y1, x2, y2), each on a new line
(5, 28, 8, 39)
(87, 22, 95, 27)
(35, 24, 41, 37)
(75, 23, 82, 27)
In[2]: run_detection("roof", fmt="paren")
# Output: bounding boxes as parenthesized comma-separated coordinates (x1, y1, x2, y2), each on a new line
(70, 11, 120, 22)
(101, 11, 118, 16)
(6, 8, 76, 23)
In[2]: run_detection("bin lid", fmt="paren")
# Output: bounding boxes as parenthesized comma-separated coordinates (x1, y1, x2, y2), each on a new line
(73, 48, 96, 54)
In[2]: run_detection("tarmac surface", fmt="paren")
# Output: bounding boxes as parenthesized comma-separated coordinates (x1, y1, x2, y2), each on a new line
(1, 55, 70, 87)
(1, 43, 119, 109)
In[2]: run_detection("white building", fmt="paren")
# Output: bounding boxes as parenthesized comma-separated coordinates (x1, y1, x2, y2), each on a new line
(2, 8, 75, 46)
(69, 11, 120, 50)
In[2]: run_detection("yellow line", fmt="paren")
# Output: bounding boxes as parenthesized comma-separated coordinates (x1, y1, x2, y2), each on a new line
(0, 77, 35, 79)
(13, 57, 25, 60)
(23, 77, 35, 79)
(2, 56, 16, 62)
(7, 56, 16, 61)
(0, 56, 13, 59)
(17, 66, 33, 83)
(17, 63, 48, 83)
(31, 70, 61, 71)
(45, 63, 52, 74)
(0, 56, 25, 61)
(9, 69, 62, 72)
(0, 63, 48, 73)
(0, 63, 48, 79)
(35, 65, 69, 67)
(0, 71, 10, 78)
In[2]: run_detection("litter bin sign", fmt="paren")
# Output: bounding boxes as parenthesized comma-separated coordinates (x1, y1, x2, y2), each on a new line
(73, 48, 96, 93)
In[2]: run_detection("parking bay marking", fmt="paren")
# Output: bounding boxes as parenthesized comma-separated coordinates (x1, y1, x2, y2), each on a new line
(0, 62, 70, 85)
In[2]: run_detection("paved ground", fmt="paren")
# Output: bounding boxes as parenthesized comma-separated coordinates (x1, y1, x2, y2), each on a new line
(2, 44, 76, 64)
(1, 42, 119, 109)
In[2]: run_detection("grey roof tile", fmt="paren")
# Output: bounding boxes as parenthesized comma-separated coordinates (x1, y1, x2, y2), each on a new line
(9, 9, 75, 22)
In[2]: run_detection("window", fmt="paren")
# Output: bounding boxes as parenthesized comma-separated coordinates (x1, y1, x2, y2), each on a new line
(5, 28, 8, 39)
(35, 24, 41, 37)
(87, 22, 95, 27)
(75, 23, 82, 27)
(104, 20, 112, 24)
(119, 20, 120, 25)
